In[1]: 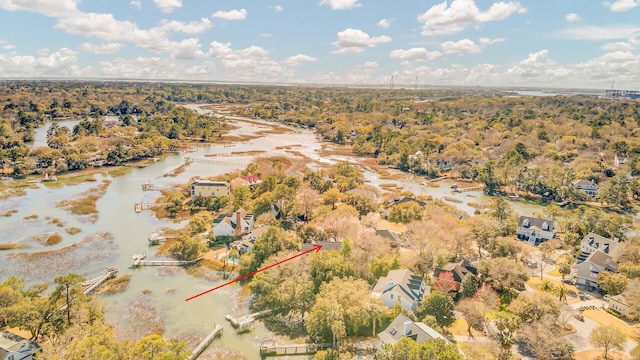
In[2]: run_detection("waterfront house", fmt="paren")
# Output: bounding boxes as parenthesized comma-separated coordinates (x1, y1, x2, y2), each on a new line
(378, 313, 449, 346)
(516, 216, 555, 245)
(578, 232, 619, 260)
(572, 179, 598, 197)
(190, 180, 230, 201)
(371, 269, 427, 313)
(0, 331, 41, 360)
(210, 208, 254, 238)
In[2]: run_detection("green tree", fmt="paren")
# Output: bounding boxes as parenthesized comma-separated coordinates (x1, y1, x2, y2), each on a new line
(171, 235, 206, 261)
(187, 212, 212, 235)
(388, 202, 423, 224)
(459, 273, 479, 299)
(417, 291, 455, 327)
(492, 312, 521, 360)
(53, 274, 85, 326)
(598, 271, 628, 296)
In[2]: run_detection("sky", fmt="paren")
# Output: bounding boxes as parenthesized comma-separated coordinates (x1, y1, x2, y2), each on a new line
(0, 0, 640, 89)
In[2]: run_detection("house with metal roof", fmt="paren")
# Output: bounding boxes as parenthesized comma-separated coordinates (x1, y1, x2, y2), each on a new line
(378, 313, 449, 346)
(371, 269, 427, 313)
(0, 331, 41, 360)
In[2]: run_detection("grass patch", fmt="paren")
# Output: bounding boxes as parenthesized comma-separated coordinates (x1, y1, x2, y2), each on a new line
(443, 196, 463, 203)
(163, 163, 190, 177)
(24, 214, 38, 220)
(42, 173, 97, 188)
(468, 202, 491, 209)
(65, 227, 82, 235)
(448, 319, 484, 337)
(377, 219, 407, 233)
(49, 218, 64, 227)
(0, 243, 29, 251)
(574, 350, 630, 360)
(457, 341, 496, 360)
(97, 274, 131, 295)
(581, 309, 638, 340)
(56, 180, 111, 218)
(2, 209, 17, 217)
(106, 166, 132, 178)
(426, 182, 441, 188)
(45, 233, 63, 246)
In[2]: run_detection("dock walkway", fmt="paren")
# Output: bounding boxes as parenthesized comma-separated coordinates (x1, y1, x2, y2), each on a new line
(81, 268, 119, 295)
(225, 309, 271, 328)
(259, 341, 331, 358)
(131, 253, 201, 268)
(187, 324, 223, 360)
(184, 157, 247, 167)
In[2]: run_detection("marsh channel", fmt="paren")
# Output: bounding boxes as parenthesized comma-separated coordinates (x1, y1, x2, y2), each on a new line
(0, 104, 545, 359)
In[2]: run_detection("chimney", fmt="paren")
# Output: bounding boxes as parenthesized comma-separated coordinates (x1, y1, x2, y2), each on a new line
(235, 211, 242, 236)
(403, 321, 412, 336)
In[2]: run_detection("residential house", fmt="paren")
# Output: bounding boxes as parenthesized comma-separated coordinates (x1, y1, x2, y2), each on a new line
(572, 250, 617, 289)
(578, 232, 619, 261)
(238, 175, 261, 189)
(190, 180, 230, 201)
(433, 259, 477, 292)
(608, 295, 631, 318)
(378, 313, 450, 346)
(301, 241, 343, 252)
(516, 216, 555, 245)
(210, 208, 254, 238)
(0, 331, 41, 360)
(614, 154, 628, 168)
(573, 179, 598, 197)
(371, 269, 427, 313)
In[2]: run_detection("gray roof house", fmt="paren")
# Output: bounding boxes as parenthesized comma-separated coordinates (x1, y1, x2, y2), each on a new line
(516, 216, 555, 245)
(0, 331, 42, 360)
(371, 269, 427, 313)
(378, 313, 449, 346)
(573, 179, 598, 197)
(573, 249, 617, 289)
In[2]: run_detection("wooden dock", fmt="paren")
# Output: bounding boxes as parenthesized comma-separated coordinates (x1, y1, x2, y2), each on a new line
(452, 185, 485, 193)
(81, 268, 119, 295)
(259, 341, 330, 358)
(131, 254, 201, 268)
(225, 309, 271, 328)
(141, 182, 174, 191)
(134, 202, 172, 213)
(184, 157, 247, 167)
(187, 324, 223, 360)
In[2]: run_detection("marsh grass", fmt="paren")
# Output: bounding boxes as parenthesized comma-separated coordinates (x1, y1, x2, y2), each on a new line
(2, 209, 17, 217)
(49, 218, 64, 227)
(0, 243, 28, 251)
(56, 180, 111, 217)
(65, 227, 81, 235)
(24, 214, 38, 220)
(45, 233, 63, 246)
(443, 196, 463, 203)
(97, 274, 131, 295)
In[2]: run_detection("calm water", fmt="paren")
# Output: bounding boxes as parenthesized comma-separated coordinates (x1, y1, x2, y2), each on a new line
(0, 104, 545, 358)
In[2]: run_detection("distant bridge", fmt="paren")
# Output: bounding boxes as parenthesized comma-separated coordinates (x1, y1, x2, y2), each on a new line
(184, 157, 248, 167)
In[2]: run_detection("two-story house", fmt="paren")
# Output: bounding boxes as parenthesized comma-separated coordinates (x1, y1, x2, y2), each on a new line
(210, 208, 254, 238)
(190, 180, 230, 201)
(371, 269, 427, 313)
(573, 179, 598, 197)
(573, 233, 619, 289)
(516, 216, 555, 245)
(0, 331, 41, 360)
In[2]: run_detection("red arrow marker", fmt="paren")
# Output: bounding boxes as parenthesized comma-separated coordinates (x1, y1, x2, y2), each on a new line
(185, 244, 322, 302)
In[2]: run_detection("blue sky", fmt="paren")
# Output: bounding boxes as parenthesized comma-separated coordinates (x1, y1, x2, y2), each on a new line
(1, 0, 640, 89)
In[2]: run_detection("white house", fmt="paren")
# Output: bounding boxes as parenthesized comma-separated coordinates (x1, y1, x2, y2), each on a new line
(0, 331, 41, 360)
(573, 179, 598, 197)
(378, 313, 449, 346)
(210, 208, 254, 238)
(608, 295, 631, 317)
(371, 269, 427, 313)
(578, 232, 619, 260)
(516, 216, 555, 245)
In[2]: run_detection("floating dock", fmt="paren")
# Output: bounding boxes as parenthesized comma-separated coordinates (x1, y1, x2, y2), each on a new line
(131, 253, 201, 268)
(225, 309, 271, 328)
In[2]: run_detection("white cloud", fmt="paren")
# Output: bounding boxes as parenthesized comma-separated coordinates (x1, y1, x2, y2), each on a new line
(601, 41, 636, 51)
(272, 5, 284, 12)
(212, 9, 247, 21)
(0, 39, 15, 50)
(479, 37, 506, 45)
(259, 33, 272, 38)
(319, 0, 361, 10)
(603, 0, 640, 12)
(130, 0, 141, 10)
(153, 0, 181, 13)
(565, 13, 580, 22)
(79, 42, 123, 55)
(285, 54, 317, 66)
(35, 48, 50, 56)
(0, 0, 79, 17)
(377, 19, 391, 29)
(441, 39, 482, 54)
(332, 28, 392, 54)
(0, 47, 82, 76)
(159, 18, 212, 34)
(389, 48, 442, 61)
(169, 38, 204, 60)
(418, 0, 526, 36)
(560, 25, 640, 40)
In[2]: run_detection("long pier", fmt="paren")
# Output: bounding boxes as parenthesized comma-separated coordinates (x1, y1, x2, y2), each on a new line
(141, 182, 174, 192)
(131, 254, 202, 268)
(184, 157, 247, 167)
(259, 341, 331, 358)
(187, 324, 223, 360)
(225, 309, 271, 328)
(452, 185, 485, 193)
